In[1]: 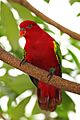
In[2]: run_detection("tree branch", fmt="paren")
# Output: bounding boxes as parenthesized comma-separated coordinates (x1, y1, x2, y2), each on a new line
(0, 113, 6, 120)
(0, 47, 80, 95)
(9, 0, 80, 41)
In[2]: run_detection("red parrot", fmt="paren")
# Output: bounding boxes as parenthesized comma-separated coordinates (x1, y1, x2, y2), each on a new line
(19, 20, 62, 111)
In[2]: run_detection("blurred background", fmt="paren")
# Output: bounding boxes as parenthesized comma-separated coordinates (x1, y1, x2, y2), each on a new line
(0, 0, 80, 120)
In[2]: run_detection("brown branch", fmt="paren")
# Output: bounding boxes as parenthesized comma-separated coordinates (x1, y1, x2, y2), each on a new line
(0, 47, 80, 95)
(0, 113, 6, 120)
(9, 0, 80, 41)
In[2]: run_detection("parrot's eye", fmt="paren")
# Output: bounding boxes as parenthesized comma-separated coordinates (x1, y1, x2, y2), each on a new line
(26, 24, 33, 29)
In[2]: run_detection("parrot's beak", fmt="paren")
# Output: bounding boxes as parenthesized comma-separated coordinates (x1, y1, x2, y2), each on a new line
(20, 30, 26, 37)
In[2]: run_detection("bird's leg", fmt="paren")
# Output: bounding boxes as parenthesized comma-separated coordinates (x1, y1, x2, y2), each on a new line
(47, 67, 55, 81)
(20, 50, 28, 66)
(20, 58, 28, 66)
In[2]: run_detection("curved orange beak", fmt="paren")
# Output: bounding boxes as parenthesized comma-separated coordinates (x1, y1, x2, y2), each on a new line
(20, 30, 26, 37)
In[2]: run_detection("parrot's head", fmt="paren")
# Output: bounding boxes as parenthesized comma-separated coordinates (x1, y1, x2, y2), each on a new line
(19, 20, 36, 37)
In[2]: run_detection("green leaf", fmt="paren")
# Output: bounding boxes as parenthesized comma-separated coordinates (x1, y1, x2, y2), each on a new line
(34, 16, 45, 24)
(0, 23, 6, 37)
(0, 107, 3, 112)
(44, 0, 50, 3)
(1, 2, 19, 51)
(77, 13, 80, 16)
(1, 74, 35, 94)
(68, 49, 80, 70)
(0, 73, 35, 109)
(69, 0, 80, 5)
(12, 48, 23, 59)
(32, 101, 42, 114)
(2, 63, 13, 72)
(0, 80, 17, 99)
(34, 16, 55, 34)
(9, 75, 35, 94)
(62, 92, 75, 111)
(8, 96, 31, 120)
(0, 8, 6, 37)
(44, 27, 55, 34)
(56, 91, 75, 120)
(11, 2, 34, 21)
(69, 38, 80, 50)
(62, 67, 73, 75)
(60, 31, 64, 35)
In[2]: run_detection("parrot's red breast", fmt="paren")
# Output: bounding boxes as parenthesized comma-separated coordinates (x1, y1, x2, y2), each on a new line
(19, 20, 62, 111)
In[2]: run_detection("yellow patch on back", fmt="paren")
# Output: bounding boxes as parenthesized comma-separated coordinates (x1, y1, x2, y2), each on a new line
(53, 41, 59, 61)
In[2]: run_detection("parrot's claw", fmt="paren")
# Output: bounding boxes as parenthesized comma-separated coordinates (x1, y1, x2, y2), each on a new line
(47, 67, 55, 81)
(47, 74, 53, 81)
(20, 58, 28, 66)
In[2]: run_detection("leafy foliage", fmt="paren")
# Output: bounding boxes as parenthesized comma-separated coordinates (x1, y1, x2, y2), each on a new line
(11, 2, 34, 21)
(68, 49, 80, 70)
(1, 2, 19, 51)
(44, 0, 50, 3)
(77, 13, 80, 16)
(56, 92, 75, 120)
(69, 0, 80, 5)
(8, 96, 31, 120)
(1, 0, 80, 120)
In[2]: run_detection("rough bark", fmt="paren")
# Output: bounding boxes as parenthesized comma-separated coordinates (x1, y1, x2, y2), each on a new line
(0, 47, 80, 95)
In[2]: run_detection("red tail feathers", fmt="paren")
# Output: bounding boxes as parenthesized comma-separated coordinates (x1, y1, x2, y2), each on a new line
(37, 81, 62, 111)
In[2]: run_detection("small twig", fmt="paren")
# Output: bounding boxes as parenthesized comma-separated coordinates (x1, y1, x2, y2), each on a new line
(0, 113, 6, 120)
(0, 47, 80, 95)
(9, 0, 80, 41)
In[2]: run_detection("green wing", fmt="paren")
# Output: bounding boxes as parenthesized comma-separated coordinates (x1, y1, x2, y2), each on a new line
(53, 41, 62, 72)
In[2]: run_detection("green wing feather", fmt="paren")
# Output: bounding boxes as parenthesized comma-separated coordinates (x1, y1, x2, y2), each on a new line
(55, 41, 62, 66)
(53, 41, 62, 72)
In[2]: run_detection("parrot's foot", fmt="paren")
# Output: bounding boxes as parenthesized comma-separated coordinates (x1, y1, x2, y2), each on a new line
(47, 67, 55, 81)
(20, 58, 28, 66)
